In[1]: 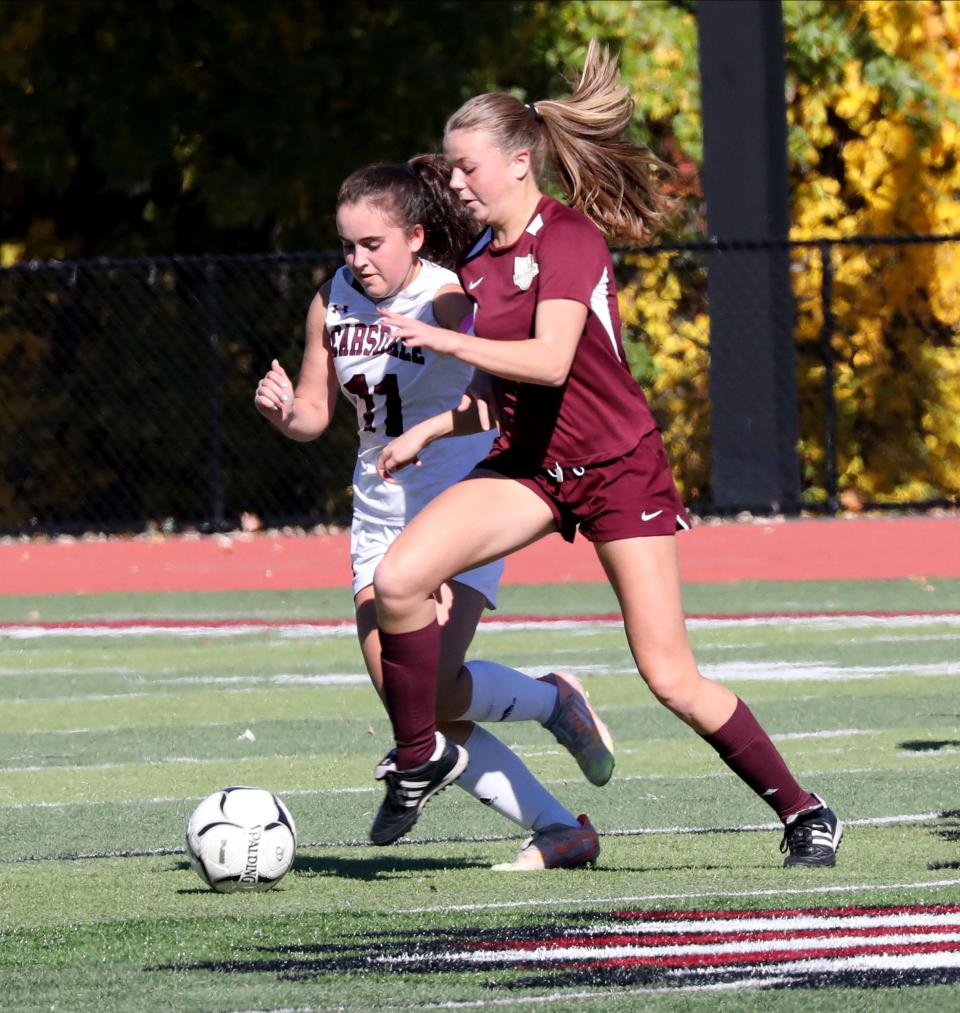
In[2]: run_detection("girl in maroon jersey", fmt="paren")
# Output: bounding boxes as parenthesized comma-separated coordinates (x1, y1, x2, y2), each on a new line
(369, 41, 843, 867)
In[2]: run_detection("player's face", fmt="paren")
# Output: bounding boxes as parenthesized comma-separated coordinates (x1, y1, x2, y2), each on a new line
(336, 200, 424, 301)
(444, 129, 521, 227)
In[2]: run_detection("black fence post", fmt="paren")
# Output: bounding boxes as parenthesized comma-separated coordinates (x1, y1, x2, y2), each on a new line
(818, 241, 838, 514)
(204, 259, 225, 530)
(697, 1, 802, 513)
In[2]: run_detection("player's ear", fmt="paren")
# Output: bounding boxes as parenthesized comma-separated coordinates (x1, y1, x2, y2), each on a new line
(408, 223, 425, 253)
(510, 148, 532, 181)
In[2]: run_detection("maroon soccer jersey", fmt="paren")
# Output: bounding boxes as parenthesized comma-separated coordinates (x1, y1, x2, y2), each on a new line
(459, 195, 657, 469)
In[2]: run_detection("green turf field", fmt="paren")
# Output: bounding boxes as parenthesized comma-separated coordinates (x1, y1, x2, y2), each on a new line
(2, 580, 960, 1011)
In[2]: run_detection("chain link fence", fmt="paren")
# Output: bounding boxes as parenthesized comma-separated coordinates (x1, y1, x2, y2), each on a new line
(1, 237, 958, 534)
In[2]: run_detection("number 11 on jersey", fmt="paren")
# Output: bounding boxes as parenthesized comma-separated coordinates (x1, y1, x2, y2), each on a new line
(343, 371, 404, 437)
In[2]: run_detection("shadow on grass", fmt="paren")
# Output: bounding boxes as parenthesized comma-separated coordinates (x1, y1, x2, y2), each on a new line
(170, 854, 484, 886)
(292, 853, 488, 880)
(899, 739, 960, 752)
(927, 810, 960, 869)
(171, 859, 299, 893)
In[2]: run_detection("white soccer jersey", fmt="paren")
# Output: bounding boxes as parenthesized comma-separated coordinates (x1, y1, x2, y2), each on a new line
(327, 260, 494, 525)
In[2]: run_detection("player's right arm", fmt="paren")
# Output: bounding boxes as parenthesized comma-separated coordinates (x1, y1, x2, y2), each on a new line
(376, 393, 488, 480)
(254, 282, 340, 442)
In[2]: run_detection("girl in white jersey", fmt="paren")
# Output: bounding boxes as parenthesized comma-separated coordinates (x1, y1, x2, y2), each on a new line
(254, 157, 612, 869)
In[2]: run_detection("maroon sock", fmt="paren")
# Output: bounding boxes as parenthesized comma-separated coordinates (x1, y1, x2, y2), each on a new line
(703, 698, 818, 822)
(379, 621, 440, 769)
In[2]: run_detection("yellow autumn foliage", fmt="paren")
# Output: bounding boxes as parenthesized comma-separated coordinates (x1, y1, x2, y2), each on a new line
(788, 0, 960, 504)
(619, 251, 711, 502)
(593, 0, 960, 507)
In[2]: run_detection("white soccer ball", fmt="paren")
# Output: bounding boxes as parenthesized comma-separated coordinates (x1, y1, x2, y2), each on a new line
(185, 786, 297, 893)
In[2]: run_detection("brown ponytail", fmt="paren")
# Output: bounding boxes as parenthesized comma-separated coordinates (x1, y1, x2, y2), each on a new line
(336, 156, 481, 269)
(444, 39, 675, 244)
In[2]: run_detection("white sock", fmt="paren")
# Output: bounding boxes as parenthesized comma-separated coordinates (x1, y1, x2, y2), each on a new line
(456, 725, 577, 832)
(460, 659, 557, 724)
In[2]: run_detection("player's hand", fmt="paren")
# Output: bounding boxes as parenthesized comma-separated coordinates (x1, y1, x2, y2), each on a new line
(379, 308, 462, 356)
(254, 359, 293, 424)
(377, 430, 428, 481)
(465, 370, 502, 431)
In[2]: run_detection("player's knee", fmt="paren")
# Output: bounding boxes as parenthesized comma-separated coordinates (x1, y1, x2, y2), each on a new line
(372, 552, 424, 613)
(640, 667, 700, 720)
(371, 556, 407, 609)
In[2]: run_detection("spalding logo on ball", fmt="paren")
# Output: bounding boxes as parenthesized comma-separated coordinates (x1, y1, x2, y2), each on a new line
(186, 786, 297, 892)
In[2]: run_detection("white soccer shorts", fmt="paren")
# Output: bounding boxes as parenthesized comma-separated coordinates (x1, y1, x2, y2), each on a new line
(350, 514, 503, 608)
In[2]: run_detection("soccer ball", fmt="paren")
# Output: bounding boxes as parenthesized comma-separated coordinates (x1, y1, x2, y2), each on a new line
(185, 786, 297, 893)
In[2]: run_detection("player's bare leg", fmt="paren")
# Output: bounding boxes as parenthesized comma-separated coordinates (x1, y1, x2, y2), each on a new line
(594, 536, 735, 734)
(363, 523, 593, 858)
(378, 476, 616, 784)
(596, 535, 841, 864)
(370, 476, 559, 845)
(432, 578, 599, 866)
(374, 474, 557, 633)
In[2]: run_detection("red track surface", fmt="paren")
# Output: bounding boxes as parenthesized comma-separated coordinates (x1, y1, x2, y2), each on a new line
(2, 515, 959, 595)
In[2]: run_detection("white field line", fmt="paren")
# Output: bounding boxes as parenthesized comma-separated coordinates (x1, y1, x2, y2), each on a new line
(128, 673, 372, 687)
(0, 774, 939, 839)
(772, 727, 874, 740)
(395, 876, 960, 916)
(826, 633, 960, 645)
(6, 655, 960, 708)
(0, 734, 929, 778)
(4, 630, 958, 673)
(554, 910, 960, 936)
(603, 811, 941, 837)
(234, 978, 769, 1013)
(0, 688, 264, 705)
(356, 979, 770, 1010)
(616, 730, 879, 755)
(0, 739, 893, 776)
(0, 666, 145, 677)
(4, 747, 955, 795)
(0, 757, 210, 774)
(3, 812, 946, 865)
(238, 944, 960, 1011)
(17, 720, 262, 737)
(3, 612, 960, 640)
(2, 691, 158, 705)
(424, 658, 960, 683)
(611, 763, 949, 786)
(0, 670, 365, 684)
(687, 614, 960, 630)
(3, 784, 381, 810)
(386, 930, 960, 965)
(706, 632, 960, 651)
(700, 660, 960, 681)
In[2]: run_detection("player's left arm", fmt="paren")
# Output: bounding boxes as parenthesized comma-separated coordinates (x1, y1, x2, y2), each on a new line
(377, 393, 489, 479)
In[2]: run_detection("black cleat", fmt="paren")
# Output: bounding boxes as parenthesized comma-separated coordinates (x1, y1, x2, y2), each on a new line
(369, 732, 468, 846)
(781, 795, 843, 867)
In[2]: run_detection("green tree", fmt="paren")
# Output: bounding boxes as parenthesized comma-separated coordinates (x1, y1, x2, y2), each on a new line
(0, 0, 561, 259)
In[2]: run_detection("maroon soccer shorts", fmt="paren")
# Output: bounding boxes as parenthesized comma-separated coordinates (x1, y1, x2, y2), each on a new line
(480, 428, 690, 543)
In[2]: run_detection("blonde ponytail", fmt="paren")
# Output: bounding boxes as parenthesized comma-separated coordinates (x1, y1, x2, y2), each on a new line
(445, 39, 675, 243)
